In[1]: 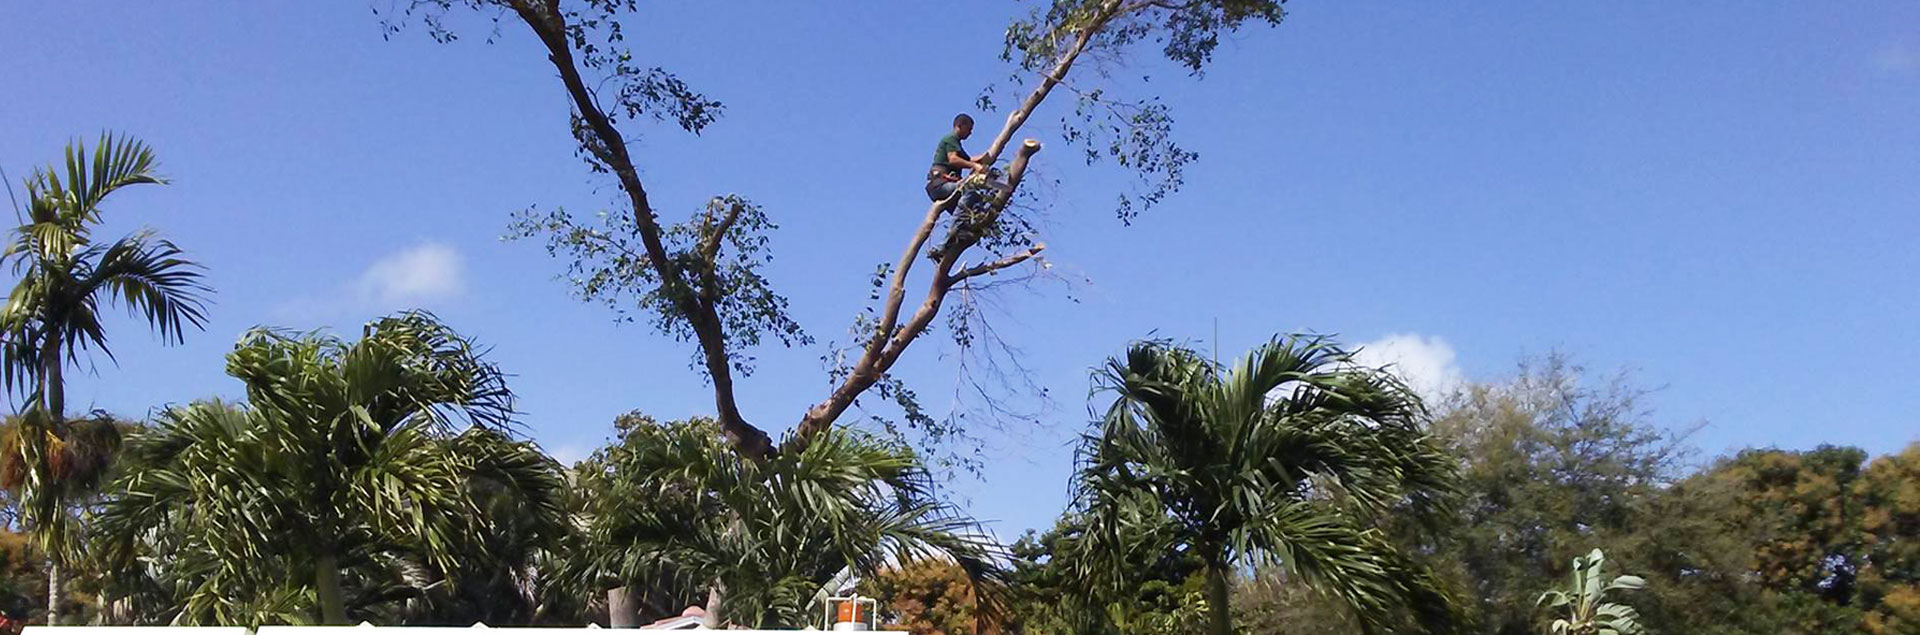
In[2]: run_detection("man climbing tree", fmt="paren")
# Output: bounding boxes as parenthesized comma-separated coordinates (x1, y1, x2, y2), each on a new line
(925, 113, 1002, 262)
(926, 113, 990, 202)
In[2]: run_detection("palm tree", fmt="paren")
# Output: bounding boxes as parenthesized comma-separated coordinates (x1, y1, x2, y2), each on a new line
(570, 414, 1005, 629)
(0, 133, 208, 623)
(1536, 549, 1646, 635)
(93, 312, 561, 625)
(381, 429, 575, 626)
(0, 412, 124, 622)
(1068, 336, 1461, 635)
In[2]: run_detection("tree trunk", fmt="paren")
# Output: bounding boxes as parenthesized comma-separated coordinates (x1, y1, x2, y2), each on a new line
(42, 336, 64, 626)
(45, 559, 61, 625)
(314, 552, 348, 625)
(507, 1, 771, 460)
(1205, 560, 1233, 635)
(702, 581, 724, 629)
(606, 587, 639, 628)
(44, 338, 63, 426)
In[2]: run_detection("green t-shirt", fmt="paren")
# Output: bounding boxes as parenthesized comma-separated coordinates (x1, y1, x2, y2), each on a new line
(931, 133, 966, 177)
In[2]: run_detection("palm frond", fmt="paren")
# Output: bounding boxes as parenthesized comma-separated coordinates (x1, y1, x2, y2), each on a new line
(355, 311, 518, 432)
(76, 231, 210, 347)
(62, 132, 165, 227)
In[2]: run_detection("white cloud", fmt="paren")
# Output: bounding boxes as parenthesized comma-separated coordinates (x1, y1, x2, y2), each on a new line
(274, 242, 466, 321)
(1873, 42, 1916, 74)
(352, 242, 465, 309)
(1352, 333, 1464, 403)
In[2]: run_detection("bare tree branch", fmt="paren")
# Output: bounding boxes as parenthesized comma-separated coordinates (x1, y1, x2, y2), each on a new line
(697, 199, 745, 264)
(791, 136, 1049, 448)
(866, 194, 963, 372)
(953, 245, 1047, 283)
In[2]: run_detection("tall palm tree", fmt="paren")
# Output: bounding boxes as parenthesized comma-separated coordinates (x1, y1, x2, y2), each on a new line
(1069, 336, 1461, 635)
(0, 133, 208, 623)
(93, 312, 559, 625)
(570, 414, 1006, 629)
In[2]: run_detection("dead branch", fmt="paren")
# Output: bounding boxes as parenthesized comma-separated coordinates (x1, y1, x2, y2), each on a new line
(953, 245, 1047, 283)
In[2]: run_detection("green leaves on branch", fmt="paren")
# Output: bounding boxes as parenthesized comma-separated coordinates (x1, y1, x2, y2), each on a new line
(379, 1, 722, 142)
(1003, 0, 1285, 74)
(994, 0, 1286, 222)
(508, 195, 807, 376)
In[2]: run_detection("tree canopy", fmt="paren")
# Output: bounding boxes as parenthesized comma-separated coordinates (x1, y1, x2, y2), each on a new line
(376, 0, 1298, 468)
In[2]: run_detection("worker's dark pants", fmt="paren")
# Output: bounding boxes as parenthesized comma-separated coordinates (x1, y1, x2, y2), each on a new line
(926, 179, 960, 202)
(927, 179, 989, 213)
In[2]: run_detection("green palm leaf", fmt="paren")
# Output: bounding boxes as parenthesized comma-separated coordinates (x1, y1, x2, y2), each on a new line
(60, 132, 164, 226)
(77, 232, 209, 345)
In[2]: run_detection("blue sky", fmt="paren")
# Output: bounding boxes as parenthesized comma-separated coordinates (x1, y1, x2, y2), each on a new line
(3, 2, 1916, 536)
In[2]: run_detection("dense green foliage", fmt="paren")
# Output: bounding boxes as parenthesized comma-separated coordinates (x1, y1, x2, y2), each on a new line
(856, 356, 1919, 635)
(567, 414, 1002, 629)
(1005, 515, 1212, 635)
(92, 313, 563, 625)
(0, 257, 1906, 634)
(1204, 358, 1920, 635)
(1417, 357, 1684, 635)
(859, 558, 982, 635)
